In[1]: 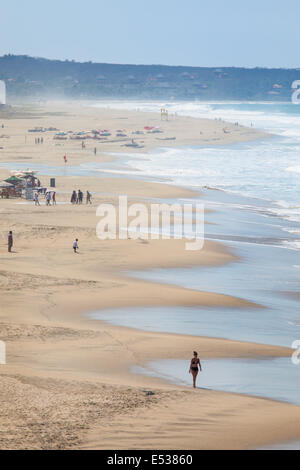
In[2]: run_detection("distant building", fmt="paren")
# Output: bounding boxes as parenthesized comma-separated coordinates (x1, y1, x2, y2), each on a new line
(0, 81, 6, 105)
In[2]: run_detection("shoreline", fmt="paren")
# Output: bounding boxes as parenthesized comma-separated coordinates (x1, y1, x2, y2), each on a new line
(1, 101, 299, 450)
(130, 356, 300, 405)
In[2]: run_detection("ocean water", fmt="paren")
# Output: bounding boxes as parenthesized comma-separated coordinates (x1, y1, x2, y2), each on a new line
(90, 193, 300, 347)
(89, 101, 300, 404)
(0, 160, 148, 180)
(94, 100, 300, 228)
(132, 357, 300, 406)
(89, 101, 300, 338)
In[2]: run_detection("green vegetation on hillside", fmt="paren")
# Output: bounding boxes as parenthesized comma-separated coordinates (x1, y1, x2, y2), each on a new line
(0, 55, 299, 101)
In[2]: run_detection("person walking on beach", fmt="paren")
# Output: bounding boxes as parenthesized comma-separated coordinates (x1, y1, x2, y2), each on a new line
(73, 238, 79, 253)
(71, 190, 77, 204)
(86, 190, 92, 204)
(34, 192, 40, 206)
(78, 190, 83, 205)
(46, 191, 51, 206)
(52, 192, 56, 205)
(189, 351, 202, 389)
(8, 231, 13, 253)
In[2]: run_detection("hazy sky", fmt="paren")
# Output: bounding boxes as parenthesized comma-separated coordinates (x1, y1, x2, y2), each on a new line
(1, 0, 299, 68)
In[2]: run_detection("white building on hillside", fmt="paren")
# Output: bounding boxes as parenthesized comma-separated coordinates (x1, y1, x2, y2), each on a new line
(0, 81, 6, 105)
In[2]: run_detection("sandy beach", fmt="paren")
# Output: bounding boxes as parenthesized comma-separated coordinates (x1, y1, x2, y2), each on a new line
(1, 102, 300, 450)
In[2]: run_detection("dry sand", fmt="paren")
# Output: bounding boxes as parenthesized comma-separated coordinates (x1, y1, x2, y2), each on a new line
(0, 102, 299, 451)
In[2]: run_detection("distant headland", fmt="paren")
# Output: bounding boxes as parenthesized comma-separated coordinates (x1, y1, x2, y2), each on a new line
(0, 54, 299, 102)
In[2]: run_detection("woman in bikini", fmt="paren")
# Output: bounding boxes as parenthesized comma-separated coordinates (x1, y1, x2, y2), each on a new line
(189, 351, 202, 388)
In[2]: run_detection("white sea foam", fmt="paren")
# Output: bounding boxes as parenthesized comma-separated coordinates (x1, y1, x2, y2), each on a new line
(286, 165, 300, 174)
(93, 100, 300, 138)
(283, 240, 300, 250)
(94, 101, 300, 231)
(115, 142, 300, 223)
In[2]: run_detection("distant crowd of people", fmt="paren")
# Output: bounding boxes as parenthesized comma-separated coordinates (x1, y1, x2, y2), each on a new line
(71, 190, 92, 205)
(32, 189, 92, 206)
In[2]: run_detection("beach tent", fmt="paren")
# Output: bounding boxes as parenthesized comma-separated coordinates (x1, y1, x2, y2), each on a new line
(5, 176, 23, 184)
(0, 181, 13, 188)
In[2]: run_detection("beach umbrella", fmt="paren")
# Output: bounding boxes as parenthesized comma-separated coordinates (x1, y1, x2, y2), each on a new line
(5, 176, 23, 183)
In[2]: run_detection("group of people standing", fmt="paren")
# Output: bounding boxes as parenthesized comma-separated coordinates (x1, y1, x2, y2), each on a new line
(70, 190, 92, 205)
(33, 189, 92, 206)
(34, 191, 56, 206)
